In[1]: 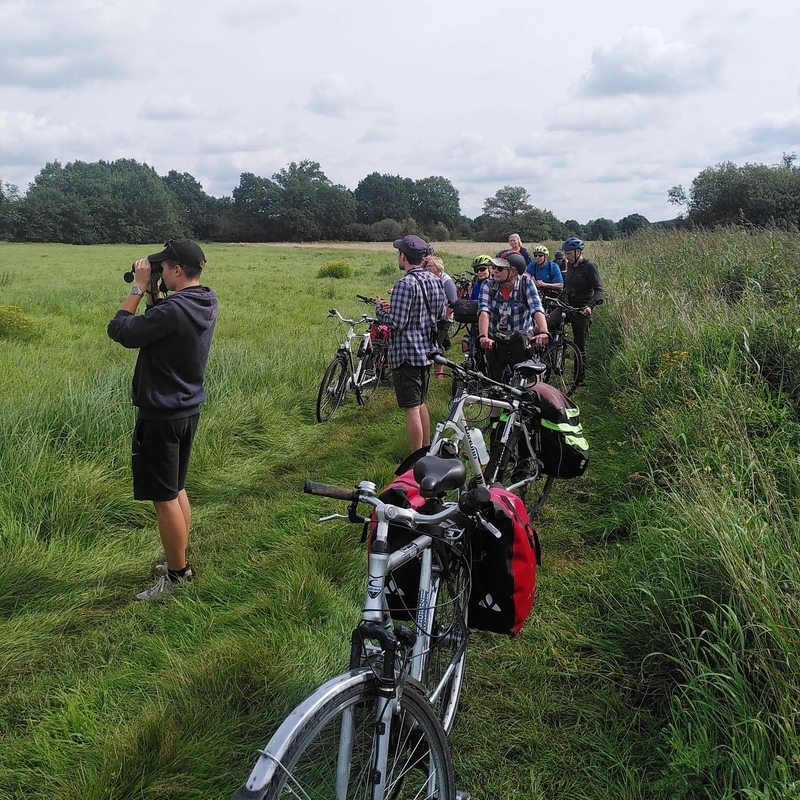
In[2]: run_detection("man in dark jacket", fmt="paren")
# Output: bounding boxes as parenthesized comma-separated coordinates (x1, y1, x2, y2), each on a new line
(561, 237, 604, 371)
(108, 239, 217, 600)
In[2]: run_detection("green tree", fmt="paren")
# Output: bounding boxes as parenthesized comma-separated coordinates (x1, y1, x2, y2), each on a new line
(162, 170, 223, 240)
(410, 176, 461, 232)
(586, 217, 616, 241)
(482, 186, 533, 219)
(20, 159, 184, 243)
(0, 179, 21, 240)
(230, 172, 283, 241)
(617, 213, 651, 236)
(684, 160, 800, 228)
(272, 160, 356, 241)
(564, 219, 585, 238)
(354, 173, 411, 224)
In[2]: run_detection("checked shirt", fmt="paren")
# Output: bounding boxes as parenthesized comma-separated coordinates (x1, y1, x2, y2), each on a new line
(478, 273, 544, 338)
(376, 267, 446, 369)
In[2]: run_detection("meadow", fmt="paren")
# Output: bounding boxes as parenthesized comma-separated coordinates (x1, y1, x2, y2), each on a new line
(0, 231, 799, 799)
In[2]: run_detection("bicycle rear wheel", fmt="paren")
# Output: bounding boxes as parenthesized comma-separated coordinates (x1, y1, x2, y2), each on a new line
(355, 346, 385, 405)
(233, 670, 455, 800)
(423, 542, 470, 734)
(316, 356, 348, 422)
(546, 339, 582, 397)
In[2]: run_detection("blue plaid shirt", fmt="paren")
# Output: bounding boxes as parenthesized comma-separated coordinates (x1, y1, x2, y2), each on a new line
(478, 274, 544, 338)
(376, 267, 446, 368)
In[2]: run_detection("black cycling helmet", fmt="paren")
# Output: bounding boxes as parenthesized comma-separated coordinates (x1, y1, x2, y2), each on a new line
(562, 237, 585, 252)
(554, 250, 565, 260)
(496, 249, 527, 274)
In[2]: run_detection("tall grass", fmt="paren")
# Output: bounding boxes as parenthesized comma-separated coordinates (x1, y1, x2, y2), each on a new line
(1, 234, 799, 798)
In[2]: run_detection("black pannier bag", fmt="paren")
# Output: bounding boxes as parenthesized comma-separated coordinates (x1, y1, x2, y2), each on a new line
(528, 382, 589, 478)
(468, 485, 540, 636)
(452, 298, 479, 323)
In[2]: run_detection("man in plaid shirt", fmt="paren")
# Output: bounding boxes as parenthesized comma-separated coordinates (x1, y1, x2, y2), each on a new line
(477, 256, 549, 382)
(376, 235, 446, 453)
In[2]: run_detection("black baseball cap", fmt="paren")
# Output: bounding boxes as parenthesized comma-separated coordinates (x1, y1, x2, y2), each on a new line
(393, 234, 432, 260)
(148, 238, 206, 269)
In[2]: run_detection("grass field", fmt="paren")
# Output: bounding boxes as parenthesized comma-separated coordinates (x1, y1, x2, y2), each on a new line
(1, 231, 799, 799)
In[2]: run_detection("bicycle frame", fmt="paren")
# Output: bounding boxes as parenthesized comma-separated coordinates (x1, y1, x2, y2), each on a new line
(430, 383, 543, 495)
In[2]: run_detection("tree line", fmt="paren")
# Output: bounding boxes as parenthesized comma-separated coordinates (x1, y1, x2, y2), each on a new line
(1, 154, 796, 245)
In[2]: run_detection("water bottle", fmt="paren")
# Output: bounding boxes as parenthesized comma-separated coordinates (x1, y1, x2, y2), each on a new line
(469, 427, 490, 466)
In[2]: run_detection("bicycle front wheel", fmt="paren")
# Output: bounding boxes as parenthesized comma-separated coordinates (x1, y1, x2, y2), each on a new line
(546, 339, 582, 397)
(423, 544, 470, 734)
(233, 670, 455, 800)
(316, 356, 348, 422)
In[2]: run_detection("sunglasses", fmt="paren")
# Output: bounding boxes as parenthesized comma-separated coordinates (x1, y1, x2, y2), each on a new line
(535, 253, 546, 257)
(475, 267, 489, 272)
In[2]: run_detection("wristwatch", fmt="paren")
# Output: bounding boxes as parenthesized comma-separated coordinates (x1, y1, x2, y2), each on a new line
(130, 286, 145, 296)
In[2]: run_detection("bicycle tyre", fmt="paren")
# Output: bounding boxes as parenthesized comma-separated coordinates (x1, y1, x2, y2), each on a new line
(423, 543, 470, 734)
(355, 351, 381, 405)
(316, 356, 348, 423)
(545, 339, 583, 397)
(233, 670, 455, 800)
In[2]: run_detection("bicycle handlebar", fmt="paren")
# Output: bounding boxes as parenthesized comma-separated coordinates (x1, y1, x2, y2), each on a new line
(432, 354, 526, 398)
(304, 480, 360, 501)
(328, 309, 370, 327)
(304, 477, 494, 529)
(356, 294, 377, 306)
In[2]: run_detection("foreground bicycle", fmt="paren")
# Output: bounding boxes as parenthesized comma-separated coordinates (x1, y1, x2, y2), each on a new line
(233, 456, 489, 800)
(430, 354, 556, 518)
(316, 297, 390, 423)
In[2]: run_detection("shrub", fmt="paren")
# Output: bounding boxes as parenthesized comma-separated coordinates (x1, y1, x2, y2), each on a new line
(0, 304, 36, 338)
(317, 260, 352, 279)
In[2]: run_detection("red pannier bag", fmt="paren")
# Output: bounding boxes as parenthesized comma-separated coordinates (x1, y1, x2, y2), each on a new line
(367, 469, 430, 621)
(468, 485, 540, 636)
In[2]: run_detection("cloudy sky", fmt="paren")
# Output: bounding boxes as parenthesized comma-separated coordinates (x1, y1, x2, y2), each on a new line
(1, 0, 799, 224)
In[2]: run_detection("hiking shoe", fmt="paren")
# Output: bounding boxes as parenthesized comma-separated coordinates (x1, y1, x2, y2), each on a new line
(136, 567, 193, 601)
(154, 562, 168, 577)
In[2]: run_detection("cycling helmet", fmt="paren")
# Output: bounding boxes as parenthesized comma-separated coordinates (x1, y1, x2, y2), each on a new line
(471, 254, 494, 273)
(554, 250, 565, 260)
(496, 249, 527, 274)
(532, 245, 549, 256)
(562, 237, 585, 251)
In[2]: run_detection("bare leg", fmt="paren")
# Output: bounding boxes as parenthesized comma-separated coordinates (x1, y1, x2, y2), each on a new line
(153, 488, 191, 569)
(404, 404, 431, 452)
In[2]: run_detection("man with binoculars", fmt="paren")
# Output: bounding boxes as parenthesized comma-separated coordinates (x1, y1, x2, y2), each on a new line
(107, 239, 217, 600)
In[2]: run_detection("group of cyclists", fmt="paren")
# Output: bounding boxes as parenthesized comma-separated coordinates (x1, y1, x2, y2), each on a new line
(376, 233, 604, 454)
(461, 233, 604, 373)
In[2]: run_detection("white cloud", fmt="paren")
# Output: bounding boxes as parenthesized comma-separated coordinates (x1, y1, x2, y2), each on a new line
(220, 0, 302, 26)
(579, 26, 723, 98)
(0, 111, 96, 167)
(139, 95, 206, 121)
(0, 0, 148, 89)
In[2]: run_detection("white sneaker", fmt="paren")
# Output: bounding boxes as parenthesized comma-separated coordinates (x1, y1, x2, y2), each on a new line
(136, 566, 193, 601)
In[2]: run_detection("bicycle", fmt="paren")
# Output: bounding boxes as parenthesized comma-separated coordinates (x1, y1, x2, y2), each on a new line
(232, 456, 491, 800)
(537, 298, 596, 397)
(315, 299, 390, 423)
(430, 354, 556, 518)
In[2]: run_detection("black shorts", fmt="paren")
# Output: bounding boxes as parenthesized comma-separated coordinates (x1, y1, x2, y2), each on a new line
(132, 414, 199, 502)
(392, 362, 431, 409)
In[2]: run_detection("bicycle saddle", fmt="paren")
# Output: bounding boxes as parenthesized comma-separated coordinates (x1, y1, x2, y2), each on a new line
(413, 456, 467, 498)
(513, 359, 548, 378)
